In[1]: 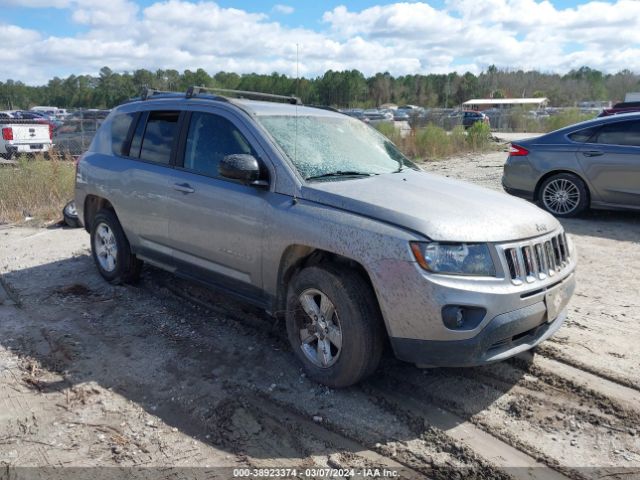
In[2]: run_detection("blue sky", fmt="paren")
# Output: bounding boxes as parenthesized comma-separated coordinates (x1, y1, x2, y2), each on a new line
(1, 0, 638, 84)
(4, 0, 584, 35)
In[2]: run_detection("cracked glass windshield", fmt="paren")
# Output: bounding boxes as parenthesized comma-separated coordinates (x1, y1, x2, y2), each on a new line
(257, 114, 413, 180)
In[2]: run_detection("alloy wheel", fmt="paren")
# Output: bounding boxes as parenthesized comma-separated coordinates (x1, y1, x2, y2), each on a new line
(93, 222, 118, 272)
(542, 178, 580, 215)
(297, 288, 343, 368)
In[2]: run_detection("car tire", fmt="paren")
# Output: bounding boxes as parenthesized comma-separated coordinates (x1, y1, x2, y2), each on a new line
(285, 265, 385, 388)
(90, 209, 142, 284)
(62, 200, 81, 228)
(538, 173, 589, 218)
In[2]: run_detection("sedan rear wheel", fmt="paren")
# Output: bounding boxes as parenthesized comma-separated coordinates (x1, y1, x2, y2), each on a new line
(539, 173, 588, 217)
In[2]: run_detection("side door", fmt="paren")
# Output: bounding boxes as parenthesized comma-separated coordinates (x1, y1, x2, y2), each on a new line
(576, 119, 640, 207)
(165, 109, 270, 304)
(113, 110, 182, 267)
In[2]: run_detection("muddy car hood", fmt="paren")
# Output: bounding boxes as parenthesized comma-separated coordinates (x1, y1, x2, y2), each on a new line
(301, 169, 560, 242)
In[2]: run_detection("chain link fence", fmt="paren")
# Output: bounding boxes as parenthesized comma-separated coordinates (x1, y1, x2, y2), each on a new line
(51, 110, 110, 157)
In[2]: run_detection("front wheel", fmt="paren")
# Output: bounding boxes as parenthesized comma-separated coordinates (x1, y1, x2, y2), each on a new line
(539, 173, 588, 217)
(90, 209, 142, 284)
(285, 265, 384, 388)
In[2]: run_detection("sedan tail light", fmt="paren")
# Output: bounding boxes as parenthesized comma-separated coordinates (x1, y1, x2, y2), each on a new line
(509, 144, 529, 156)
(2, 127, 13, 141)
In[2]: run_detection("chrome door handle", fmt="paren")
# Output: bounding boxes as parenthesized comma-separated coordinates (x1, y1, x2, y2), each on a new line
(582, 150, 603, 157)
(173, 183, 195, 194)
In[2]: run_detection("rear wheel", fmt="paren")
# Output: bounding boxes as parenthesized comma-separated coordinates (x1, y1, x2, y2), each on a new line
(90, 209, 142, 284)
(285, 265, 384, 388)
(539, 173, 588, 217)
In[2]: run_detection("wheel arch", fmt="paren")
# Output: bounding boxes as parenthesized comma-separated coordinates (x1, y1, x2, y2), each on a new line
(274, 245, 384, 328)
(83, 195, 116, 233)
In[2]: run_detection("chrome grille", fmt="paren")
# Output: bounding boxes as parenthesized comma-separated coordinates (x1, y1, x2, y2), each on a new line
(503, 232, 570, 284)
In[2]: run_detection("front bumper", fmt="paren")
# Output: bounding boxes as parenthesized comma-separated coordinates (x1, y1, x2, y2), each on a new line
(389, 273, 574, 367)
(368, 229, 577, 366)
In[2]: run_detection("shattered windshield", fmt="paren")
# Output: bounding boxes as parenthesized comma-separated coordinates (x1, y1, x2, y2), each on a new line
(257, 114, 414, 181)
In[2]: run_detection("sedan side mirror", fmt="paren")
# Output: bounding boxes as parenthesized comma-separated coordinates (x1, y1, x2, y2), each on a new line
(219, 154, 268, 187)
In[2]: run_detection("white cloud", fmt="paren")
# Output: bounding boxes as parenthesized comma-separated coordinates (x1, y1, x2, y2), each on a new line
(272, 4, 294, 15)
(2, 0, 640, 85)
(71, 0, 139, 26)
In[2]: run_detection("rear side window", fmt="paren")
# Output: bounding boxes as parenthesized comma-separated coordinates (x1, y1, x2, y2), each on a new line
(594, 120, 640, 147)
(111, 113, 135, 156)
(568, 127, 598, 143)
(136, 111, 180, 165)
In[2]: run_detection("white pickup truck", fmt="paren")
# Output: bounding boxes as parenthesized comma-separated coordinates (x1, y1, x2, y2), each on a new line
(0, 119, 53, 159)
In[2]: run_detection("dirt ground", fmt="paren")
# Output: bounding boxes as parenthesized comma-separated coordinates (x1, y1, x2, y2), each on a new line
(0, 140, 639, 479)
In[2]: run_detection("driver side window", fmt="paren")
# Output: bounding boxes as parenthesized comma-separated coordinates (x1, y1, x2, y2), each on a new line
(183, 112, 255, 178)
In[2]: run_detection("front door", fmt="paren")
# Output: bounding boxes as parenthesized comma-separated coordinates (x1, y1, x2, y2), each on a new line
(166, 110, 270, 303)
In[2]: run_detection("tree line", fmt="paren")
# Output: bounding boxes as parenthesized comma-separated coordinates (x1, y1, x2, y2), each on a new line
(1, 65, 638, 110)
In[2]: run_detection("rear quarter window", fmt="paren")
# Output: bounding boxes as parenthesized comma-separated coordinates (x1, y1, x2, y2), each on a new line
(111, 113, 135, 156)
(568, 127, 598, 143)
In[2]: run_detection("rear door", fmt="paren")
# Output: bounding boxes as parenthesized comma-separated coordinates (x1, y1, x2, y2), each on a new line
(113, 110, 181, 266)
(165, 109, 270, 303)
(576, 119, 640, 207)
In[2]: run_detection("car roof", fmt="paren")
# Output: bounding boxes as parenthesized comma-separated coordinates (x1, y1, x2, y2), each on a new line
(128, 94, 346, 119)
(234, 99, 342, 117)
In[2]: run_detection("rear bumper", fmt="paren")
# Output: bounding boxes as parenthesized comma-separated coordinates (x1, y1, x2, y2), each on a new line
(3, 143, 51, 155)
(502, 179, 534, 201)
(389, 273, 574, 367)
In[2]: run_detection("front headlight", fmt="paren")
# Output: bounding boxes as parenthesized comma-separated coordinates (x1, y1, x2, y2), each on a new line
(410, 242, 496, 276)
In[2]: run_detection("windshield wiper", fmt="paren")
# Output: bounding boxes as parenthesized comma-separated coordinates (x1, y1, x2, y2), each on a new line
(305, 171, 375, 181)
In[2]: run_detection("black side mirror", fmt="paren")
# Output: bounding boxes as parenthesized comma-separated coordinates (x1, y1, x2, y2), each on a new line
(219, 154, 268, 187)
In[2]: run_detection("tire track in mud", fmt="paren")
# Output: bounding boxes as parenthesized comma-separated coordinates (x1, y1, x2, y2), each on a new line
(372, 360, 639, 478)
(365, 371, 584, 480)
(144, 270, 639, 478)
(361, 381, 571, 480)
(510, 353, 640, 417)
(534, 344, 640, 394)
(217, 388, 427, 479)
(146, 273, 515, 478)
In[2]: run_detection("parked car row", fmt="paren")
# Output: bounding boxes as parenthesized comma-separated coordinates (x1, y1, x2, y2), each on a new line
(340, 105, 425, 124)
(53, 109, 110, 156)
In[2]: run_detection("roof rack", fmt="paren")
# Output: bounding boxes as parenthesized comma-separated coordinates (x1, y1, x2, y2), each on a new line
(140, 87, 180, 100)
(186, 86, 302, 105)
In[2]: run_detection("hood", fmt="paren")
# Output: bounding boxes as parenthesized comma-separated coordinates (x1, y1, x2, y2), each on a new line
(301, 169, 560, 242)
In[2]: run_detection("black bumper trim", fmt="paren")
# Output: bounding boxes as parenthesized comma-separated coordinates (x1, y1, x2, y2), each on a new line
(390, 301, 567, 367)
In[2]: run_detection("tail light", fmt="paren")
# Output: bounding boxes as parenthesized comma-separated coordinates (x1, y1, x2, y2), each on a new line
(2, 127, 13, 141)
(49, 123, 54, 140)
(509, 144, 529, 156)
(74, 153, 85, 175)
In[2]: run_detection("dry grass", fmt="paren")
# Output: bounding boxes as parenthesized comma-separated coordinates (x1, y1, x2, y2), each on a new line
(0, 154, 75, 224)
(378, 122, 494, 161)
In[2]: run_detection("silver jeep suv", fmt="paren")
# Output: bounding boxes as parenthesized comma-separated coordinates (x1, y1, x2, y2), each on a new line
(75, 88, 576, 387)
